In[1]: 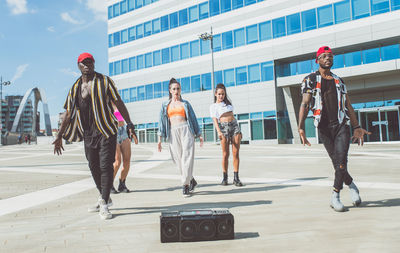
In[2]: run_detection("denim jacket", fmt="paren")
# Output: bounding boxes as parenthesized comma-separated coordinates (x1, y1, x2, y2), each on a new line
(158, 99, 201, 141)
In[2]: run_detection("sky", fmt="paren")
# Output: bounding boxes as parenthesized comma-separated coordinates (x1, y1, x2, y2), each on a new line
(0, 0, 109, 129)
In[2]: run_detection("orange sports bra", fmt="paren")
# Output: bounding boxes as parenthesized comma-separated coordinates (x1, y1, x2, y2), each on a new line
(167, 105, 186, 118)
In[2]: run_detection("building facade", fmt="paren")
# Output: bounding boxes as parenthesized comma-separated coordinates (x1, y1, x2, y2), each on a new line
(107, 0, 400, 144)
(0, 95, 34, 136)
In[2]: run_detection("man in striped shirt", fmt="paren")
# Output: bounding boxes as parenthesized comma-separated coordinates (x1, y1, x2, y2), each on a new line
(53, 53, 137, 220)
(298, 46, 370, 212)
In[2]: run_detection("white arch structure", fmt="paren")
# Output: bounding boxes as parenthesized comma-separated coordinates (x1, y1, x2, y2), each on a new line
(11, 87, 52, 136)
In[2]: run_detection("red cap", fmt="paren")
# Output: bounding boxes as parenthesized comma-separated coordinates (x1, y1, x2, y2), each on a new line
(77, 52, 95, 63)
(316, 46, 332, 62)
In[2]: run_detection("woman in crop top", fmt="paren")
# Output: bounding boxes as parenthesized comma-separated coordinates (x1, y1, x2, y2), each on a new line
(210, 83, 243, 187)
(110, 105, 138, 194)
(157, 78, 203, 197)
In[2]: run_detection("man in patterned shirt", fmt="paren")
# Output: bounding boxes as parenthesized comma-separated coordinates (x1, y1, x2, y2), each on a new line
(53, 53, 137, 220)
(297, 46, 370, 212)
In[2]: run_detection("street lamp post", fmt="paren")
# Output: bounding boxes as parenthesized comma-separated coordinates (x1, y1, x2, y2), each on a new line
(0, 76, 11, 145)
(199, 26, 215, 91)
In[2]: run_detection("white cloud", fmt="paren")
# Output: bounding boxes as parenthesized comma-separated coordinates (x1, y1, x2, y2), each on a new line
(61, 12, 84, 25)
(47, 26, 55, 32)
(6, 0, 28, 15)
(59, 68, 80, 78)
(85, 0, 107, 21)
(11, 64, 29, 83)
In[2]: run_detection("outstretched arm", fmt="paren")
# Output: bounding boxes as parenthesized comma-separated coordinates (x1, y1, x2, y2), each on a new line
(345, 94, 371, 146)
(298, 93, 312, 146)
(52, 110, 71, 155)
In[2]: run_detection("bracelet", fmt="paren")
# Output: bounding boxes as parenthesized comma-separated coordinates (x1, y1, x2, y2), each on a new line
(353, 125, 361, 130)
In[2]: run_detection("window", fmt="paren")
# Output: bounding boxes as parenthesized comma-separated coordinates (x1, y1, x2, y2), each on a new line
(179, 9, 188, 26)
(247, 64, 260, 83)
(344, 51, 362, 66)
(213, 34, 222, 52)
(180, 43, 189, 60)
(200, 39, 210, 55)
(232, 0, 244, 9)
(214, 70, 224, 85)
(332, 54, 344, 69)
(152, 18, 160, 34)
(154, 82, 162, 98)
(317, 5, 333, 28)
(264, 118, 276, 139)
(362, 48, 380, 64)
(144, 0, 151, 5)
(245, 0, 257, 5)
(136, 24, 143, 39)
(108, 6, 113, 19)
(114, 61, 121, 75)
(113, 32, 120, 46)
(286, 13, 301, 35)
(259, 21, 272, 41)
(137, 86, 145, 101)
(210, 0, 220, 16)
(190, 75, 200, 92)
(381, 44, 400, 61)
(370, 0, 389, 15)
(189, 6, 199, 23)
(109, 63, 113, 76)
(121, 59, 129, 73)
(272, 17, 286, 38)
(224, 69, 235, 87)
(120, 0, 127, 14)
(246, 24, 258, 44)
(171, 46, 179, 62)
(129, 57, 136, 71)
(334, 0, 351, 24)
(392, 0, 400, 10)
(190, 40, 200, 57)
(146, 84, 153, 100)
(161, 15, 169, 31)
(130, 87, 137, 102)
(162, 48, 170, 64)
(261, 61, 274, 81)
(136, 0, 143, 9)
(297, 60, 311, 74)
(201, 73, 212, 90)
(234, 28, 245, 47)
(162, 81, 169, 97)
(128, 27, 136, 41)
(144, 21, 152, 36)
(199, 2, 209, 20)
(122, 89, 129, 103)
(113, 3, 120, 17)
(351, 0, 370, 19)
(236, 67, 247, 85)
(301, 9, 317, 31)
(128, 0, 135, 11)
(108, 34, 113, 47)
(145, 53, 152, 68)
(181, 77, 191, 94)
(251, 120, 263, 140)
(222, 31, 233, 49)
(121, 29, 128, 43)
(170, 12, 179, 29)
(153, 50, 161, 66)
(221, 0, 232, 13)
(137, 55, 144, 70)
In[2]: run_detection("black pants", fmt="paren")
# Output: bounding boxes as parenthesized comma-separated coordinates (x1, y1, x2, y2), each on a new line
(84, 134, 116, 202)
(318, 122, 353, 191)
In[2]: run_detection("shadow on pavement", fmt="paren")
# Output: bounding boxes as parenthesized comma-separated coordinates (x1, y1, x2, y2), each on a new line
(112, 200, 272, 217)
(234, 232, 260, 240)
(194, 184, 299, 196)
(350, 198, 400, 208)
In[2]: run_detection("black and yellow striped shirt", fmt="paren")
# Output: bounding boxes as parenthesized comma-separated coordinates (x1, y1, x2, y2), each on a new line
(63, 72, 120, 142)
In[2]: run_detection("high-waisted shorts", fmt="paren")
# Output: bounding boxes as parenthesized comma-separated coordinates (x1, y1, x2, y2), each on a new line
(219, 119, 241, 140)
(117, 125, 129, 144)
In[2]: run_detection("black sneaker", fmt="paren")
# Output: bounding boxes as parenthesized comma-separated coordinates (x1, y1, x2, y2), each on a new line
(182, 185, 190, 197)
(110, 185, 118, 194)
(221, 179, 228, 186)
(189, 178, 197, 192)
(233, 179, 243, 187)
(118, 180, 130, 193)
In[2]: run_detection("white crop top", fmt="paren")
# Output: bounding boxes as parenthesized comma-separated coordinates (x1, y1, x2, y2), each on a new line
(209, 102, 234, 120)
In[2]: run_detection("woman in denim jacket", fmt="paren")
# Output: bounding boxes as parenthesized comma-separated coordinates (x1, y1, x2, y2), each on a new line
(158, 78, 203, 197)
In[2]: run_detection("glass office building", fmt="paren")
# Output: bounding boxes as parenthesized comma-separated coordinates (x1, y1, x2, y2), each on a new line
(108, 0, 400, 144)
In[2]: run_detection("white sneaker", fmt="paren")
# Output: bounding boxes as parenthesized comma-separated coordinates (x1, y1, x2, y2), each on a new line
(87, 196, 113, 213)
(348, 182, 362, 206)
(99, 199, 112, 220)
(330, 191, 345, 212)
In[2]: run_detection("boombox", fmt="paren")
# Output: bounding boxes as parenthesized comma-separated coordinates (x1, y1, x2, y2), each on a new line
(160, 209, 234, 243)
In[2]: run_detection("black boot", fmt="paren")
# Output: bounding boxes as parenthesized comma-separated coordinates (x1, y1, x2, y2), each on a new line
(118, 179, 130, 193)
(233, 172, 243, 187)
(221, 172, 228, 186)
(110, 185, 118, 194)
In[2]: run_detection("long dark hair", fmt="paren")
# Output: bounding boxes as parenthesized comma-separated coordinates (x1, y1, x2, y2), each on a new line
(214, 83, 232, 105)
(168, 78, 182, 100)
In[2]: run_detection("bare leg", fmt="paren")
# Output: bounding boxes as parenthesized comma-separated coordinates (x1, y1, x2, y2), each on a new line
(119, 138, 131, 180)
(231, 133, 241, 173)
(220, 136, 229, 173)
(113, 144, 122, 179)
